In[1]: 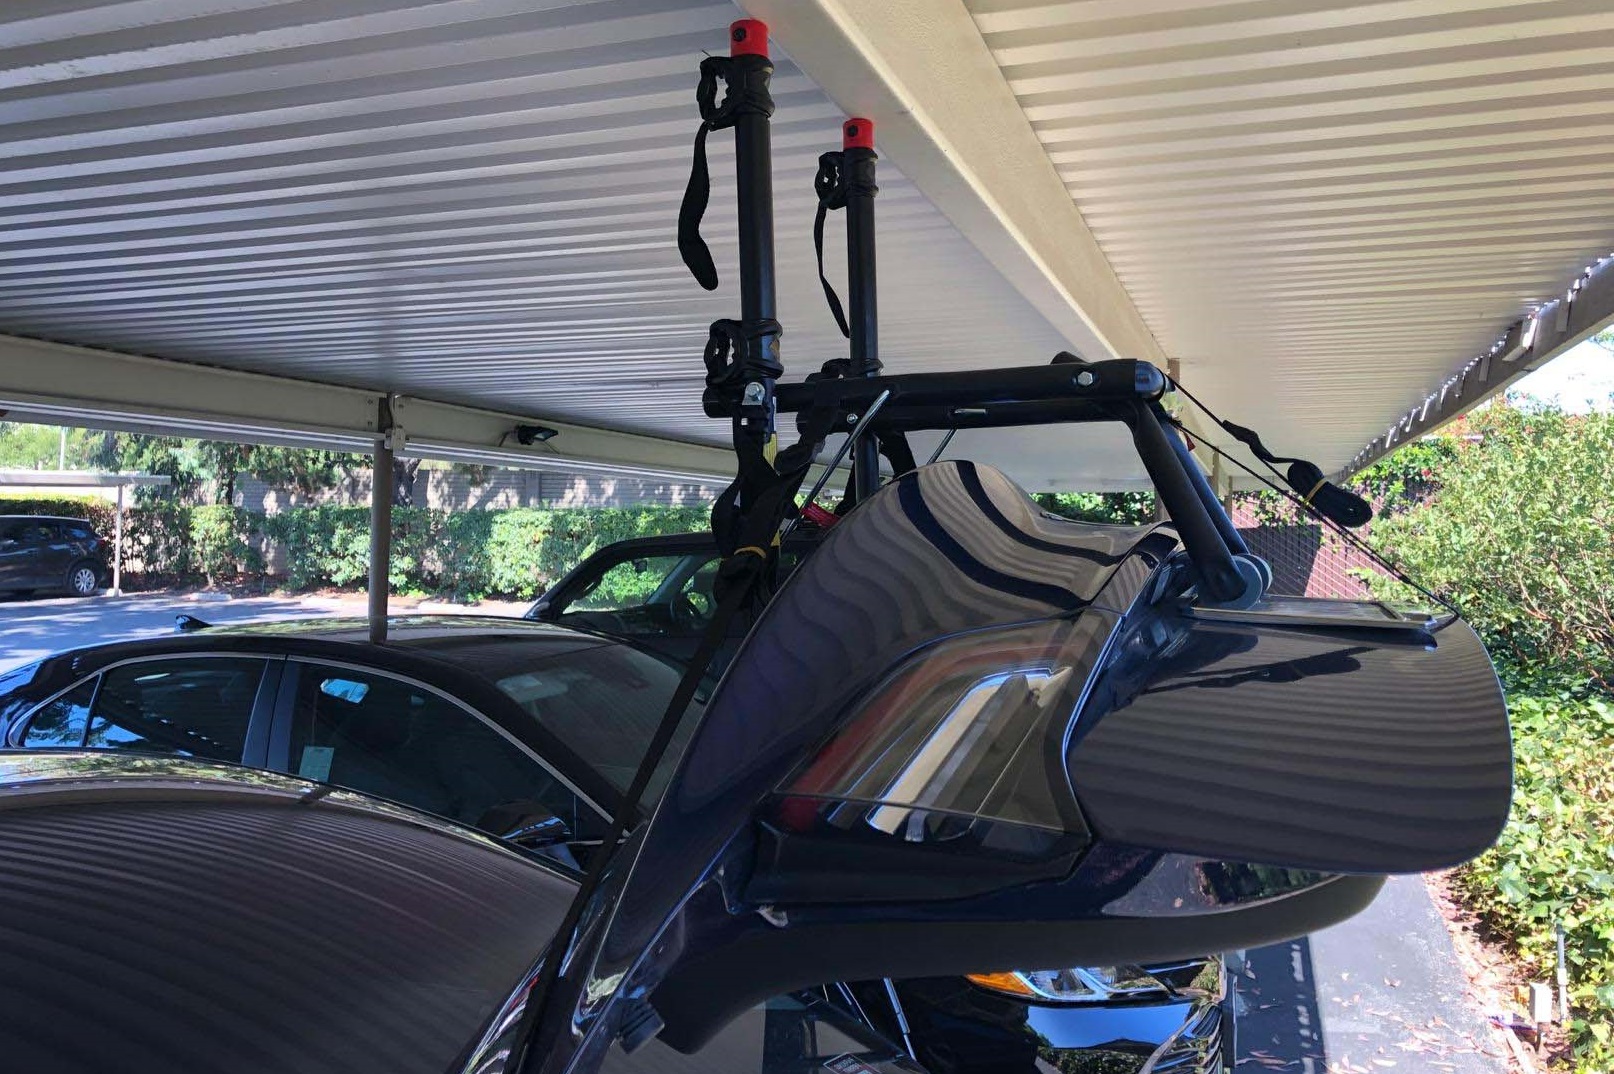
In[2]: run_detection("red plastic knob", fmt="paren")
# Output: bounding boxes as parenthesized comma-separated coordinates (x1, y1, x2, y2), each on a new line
(730, 19, 769, 57)
(842, 117, 875, 150)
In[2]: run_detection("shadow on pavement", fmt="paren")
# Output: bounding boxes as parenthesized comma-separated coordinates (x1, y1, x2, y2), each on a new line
(1236, 938, 1328, 1072)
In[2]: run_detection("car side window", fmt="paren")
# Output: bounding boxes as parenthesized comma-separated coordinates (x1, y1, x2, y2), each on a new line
(21, 679, 97, 747)
(19, 522, 56, 544)
(287, 664, 603, 847)
(569, 555, 690, 613)
(83, 658, 265, 763)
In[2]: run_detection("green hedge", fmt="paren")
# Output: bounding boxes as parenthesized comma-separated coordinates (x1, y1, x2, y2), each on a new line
(0, 494, 116, 533)
(1359, 407, 1614, 1070)
(117, 502, 712, 599)
(1454, 680, 1614, 1070)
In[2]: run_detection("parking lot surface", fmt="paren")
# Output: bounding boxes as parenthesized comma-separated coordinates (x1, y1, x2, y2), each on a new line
(0, 591, 371, 672)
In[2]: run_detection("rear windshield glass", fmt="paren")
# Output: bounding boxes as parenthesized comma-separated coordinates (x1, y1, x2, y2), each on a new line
(476, 641, 697, 796)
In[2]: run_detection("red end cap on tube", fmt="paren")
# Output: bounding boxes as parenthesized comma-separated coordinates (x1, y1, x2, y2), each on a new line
(730, 19, 769, 57)
(842, 118, 875, 150)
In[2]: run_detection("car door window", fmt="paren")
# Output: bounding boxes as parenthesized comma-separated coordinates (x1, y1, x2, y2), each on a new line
(20, 679, 97, 747)
(287, 664, 603, 845)
(83, 658, 265, 763)
(568, 555, 693, 613)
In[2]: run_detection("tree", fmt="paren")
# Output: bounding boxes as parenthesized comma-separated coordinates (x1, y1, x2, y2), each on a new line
(1365, 401, 1614, 688)
(1032, 490, 1156, 525)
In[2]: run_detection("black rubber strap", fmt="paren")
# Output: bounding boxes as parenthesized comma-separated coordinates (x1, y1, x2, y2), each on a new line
(812, 152, 851, 338)
(679, 122, 720, 291)
(678, 56, 775, 292)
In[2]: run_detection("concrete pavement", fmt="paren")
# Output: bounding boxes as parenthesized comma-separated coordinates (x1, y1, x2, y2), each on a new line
(1237, 876, 1510, 1072)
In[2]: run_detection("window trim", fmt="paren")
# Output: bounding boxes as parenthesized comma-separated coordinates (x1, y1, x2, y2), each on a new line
(13, 652, 281, 764)
(271, 656, 611, 829)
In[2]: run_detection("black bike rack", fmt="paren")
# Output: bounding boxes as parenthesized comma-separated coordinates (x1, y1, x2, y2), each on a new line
(680, 20, 1260, 607)
(841, 119, 881, 504)
(708, 357, 1258, 605)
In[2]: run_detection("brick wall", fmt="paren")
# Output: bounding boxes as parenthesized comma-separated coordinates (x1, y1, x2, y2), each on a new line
(1230, 504, 1387, 598)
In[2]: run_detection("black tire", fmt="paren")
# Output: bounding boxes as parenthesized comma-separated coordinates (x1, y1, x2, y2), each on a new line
(66, 561, 101, 597)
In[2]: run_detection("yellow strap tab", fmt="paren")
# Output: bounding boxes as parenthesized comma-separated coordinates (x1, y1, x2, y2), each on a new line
(734, 545, 768, 560)
(1305, 477, 1327, 504)
(764, 433, 778, 466)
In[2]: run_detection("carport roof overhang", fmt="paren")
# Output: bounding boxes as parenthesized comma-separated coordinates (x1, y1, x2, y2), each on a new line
(0, 1, 1610, 492)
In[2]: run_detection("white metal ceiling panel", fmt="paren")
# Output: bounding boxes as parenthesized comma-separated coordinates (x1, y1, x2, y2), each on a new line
(967, 0, 1614, 473)
(0, 0, 1140, 489)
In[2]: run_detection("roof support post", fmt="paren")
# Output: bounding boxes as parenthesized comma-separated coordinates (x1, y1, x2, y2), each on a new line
(112, 483, 124, 598)
(369, 397, 396, 646)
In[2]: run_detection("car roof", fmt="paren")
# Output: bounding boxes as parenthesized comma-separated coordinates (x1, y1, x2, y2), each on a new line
(0, 515, 94, 524)
(7, 616, 631, 697)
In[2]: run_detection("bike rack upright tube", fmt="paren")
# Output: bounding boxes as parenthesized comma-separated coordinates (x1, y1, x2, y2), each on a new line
(843, 117, 882, 502)
(730, 19, 779, 468)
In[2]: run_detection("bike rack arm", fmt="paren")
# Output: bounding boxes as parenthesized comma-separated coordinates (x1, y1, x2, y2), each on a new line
(711, 358, 1251, 604)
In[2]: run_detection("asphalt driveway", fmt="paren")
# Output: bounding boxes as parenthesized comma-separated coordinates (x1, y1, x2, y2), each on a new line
(0, 591, 364, 673)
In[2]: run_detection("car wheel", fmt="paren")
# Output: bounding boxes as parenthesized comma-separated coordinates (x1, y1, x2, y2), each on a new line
(66, 561, 100, 597)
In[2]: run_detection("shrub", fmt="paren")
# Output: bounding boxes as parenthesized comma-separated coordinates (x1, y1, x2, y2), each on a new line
(1453, 680, 1614, 1070)
(124, 503, 195, 580)
(189, 505, 262, 584)
(253, 503, 710, 600)
(0, 494, 116, 534)
(1366, 404, 1614, 688)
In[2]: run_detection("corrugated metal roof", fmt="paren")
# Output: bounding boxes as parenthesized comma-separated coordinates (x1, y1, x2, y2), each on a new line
(968, 0, 1614, 471)
(0, 0, 1143, 487)
(5, 0, 1610, 487)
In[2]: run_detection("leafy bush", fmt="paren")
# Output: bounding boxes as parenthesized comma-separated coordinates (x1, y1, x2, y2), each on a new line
(261, 506, 375, 589)
(253, 503, 709, 599)
(0, 494, 116, 534)
(188, 505, 262, 584)
(1366, 404, 1614, 688)
(1453, 680, 1614, 1070)
(124, 503, 195, 580)
(1033, 491, 1155, 525)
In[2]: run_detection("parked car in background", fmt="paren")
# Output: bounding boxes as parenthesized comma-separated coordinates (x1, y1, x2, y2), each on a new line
(0, 617, 685, 865)
(0, 612, 1233, 1074)
(529, 533, 1236, 1074)
(0, 515, 107, 597)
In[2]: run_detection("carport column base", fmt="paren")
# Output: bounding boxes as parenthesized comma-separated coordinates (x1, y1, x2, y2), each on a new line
(369, 397, 397, 645)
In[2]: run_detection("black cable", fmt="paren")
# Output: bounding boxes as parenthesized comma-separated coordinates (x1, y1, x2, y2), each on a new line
(1159, 403, 1460, 618)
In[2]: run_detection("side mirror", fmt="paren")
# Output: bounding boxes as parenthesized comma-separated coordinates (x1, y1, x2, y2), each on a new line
(528, 599, 553, 621)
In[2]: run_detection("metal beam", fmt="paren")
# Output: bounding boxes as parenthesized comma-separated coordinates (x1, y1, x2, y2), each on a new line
(0, 334, 738, 486)
(1340, 252, 1614, 477)
(370, 397, 395, 646)
(739, 0, 1167, 369)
